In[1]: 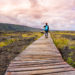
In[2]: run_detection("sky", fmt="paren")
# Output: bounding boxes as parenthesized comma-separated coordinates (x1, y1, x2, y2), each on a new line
(0, 0, 75, 30)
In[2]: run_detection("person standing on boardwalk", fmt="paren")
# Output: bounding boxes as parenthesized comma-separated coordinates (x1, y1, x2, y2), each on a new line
(44, 23, 49, 38)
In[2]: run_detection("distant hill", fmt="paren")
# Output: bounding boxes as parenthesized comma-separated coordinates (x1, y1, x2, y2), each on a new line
(0, 23, 42, 32)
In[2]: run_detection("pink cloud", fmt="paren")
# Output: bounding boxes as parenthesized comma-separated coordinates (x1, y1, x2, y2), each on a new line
(0, 0, 75, 30)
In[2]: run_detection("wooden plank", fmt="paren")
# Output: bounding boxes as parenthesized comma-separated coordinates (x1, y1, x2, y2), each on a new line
(8, 62, 68, 68)
(6, 68, 75, 75)
(5, 34, 75, 75)
(7, 64, 70, 72)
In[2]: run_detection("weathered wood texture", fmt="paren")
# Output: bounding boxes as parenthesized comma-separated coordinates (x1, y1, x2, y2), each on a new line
(5, 34, 75, 75)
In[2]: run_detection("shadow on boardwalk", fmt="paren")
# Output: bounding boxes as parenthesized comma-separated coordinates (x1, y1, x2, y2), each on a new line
(5, 34, 75, 75)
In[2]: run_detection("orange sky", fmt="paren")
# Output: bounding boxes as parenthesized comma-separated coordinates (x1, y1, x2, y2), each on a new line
(0, 0, 75, 30)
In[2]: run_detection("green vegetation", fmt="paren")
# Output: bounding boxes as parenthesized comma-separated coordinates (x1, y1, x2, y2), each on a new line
(67, 57, 73, 65)
(70, 46, 75, 50)
(0, 39, 16, 47)
(51, 31, 75, 50)
(22, 32, 42, 39)
(0, 31, 43, 75)
(50, 31, 75, 68)
(0, 32, 43, 48)
(0, 23, 42, 31)
(53, 37, 69, 49)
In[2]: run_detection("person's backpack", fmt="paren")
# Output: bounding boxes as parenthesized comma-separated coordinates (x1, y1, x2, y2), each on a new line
(45, 25, 49, 31)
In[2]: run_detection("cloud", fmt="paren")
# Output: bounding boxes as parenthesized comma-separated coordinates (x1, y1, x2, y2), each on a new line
(0, 0, 75, 30)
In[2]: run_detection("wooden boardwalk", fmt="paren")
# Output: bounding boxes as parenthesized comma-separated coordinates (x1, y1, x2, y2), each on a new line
(5, 34, 75, 75)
